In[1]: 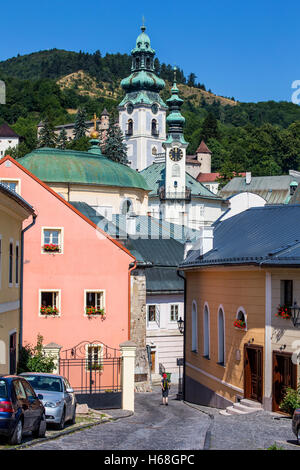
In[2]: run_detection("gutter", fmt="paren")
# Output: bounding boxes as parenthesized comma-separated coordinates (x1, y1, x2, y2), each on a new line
(128, 260, 137, 340)
(20, 213, 37, 349)
(176, 269, 186, 401)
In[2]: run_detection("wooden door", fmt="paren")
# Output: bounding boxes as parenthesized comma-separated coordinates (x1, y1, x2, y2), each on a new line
(244, 345, 263, 403)
(151, 351, 156, 373)
(272, 352, 297, 412)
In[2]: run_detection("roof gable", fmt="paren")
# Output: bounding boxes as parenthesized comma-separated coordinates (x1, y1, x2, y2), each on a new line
(0, 123, 19, 138)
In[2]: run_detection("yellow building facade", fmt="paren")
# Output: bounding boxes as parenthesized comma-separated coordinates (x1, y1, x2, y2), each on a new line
(0, 183, 34, 374)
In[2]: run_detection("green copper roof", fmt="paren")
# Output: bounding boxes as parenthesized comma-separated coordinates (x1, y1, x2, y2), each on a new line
(121, 70, 165, 93)
(18, 147, 150, 191)
(132, 26, 155, 54)
(140, 162, 225, 200)
(119, 90, 167, 108)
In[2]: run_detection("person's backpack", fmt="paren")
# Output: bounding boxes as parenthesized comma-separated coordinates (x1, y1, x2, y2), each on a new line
(162, 378, 169, 391)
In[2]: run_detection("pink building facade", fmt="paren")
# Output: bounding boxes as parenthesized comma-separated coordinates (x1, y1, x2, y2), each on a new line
(0, 156, 135, 360)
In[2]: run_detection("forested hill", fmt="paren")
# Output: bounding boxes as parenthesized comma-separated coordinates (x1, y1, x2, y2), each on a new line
(1, 48, 300, 178)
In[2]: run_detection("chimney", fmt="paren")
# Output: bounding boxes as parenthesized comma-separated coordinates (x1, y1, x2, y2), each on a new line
(183, 226, 214, 260)
(199, 226, 214, 255)
(246, 172, 252, 184)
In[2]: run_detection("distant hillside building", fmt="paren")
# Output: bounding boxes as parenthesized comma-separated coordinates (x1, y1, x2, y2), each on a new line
(186, 140, 212, 179)
(0, 123, 20, 157)
(37, 109, 109, 142)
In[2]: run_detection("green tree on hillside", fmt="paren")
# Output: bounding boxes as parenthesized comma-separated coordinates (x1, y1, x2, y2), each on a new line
(73, 107, 89, 140)
(201, 112, 220, 141)
(102, 120, 128, 164)
(56, 128, 68, 149)
(38, 117, 56, 148)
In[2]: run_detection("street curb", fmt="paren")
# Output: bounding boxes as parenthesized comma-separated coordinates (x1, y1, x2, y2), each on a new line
(7, 411, 134, 450)
(183, 400, 214, 450)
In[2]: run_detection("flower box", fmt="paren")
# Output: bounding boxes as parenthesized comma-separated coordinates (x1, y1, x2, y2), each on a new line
(40, 305, 59, 316)
(85, 306, 106, 317)
(275, 305, 292, 320)
(43, 244, 60, 253)
(87, 363, 103, 371)
(234, 319, 246, 330)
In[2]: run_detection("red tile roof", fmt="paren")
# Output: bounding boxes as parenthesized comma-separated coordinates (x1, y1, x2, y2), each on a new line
(0, 123, 19, 138)
(196, 140, 211, 154)
(197, 172, 220, 182)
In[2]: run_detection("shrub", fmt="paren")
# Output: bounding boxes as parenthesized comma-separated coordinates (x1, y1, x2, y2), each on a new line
(279, 384, 300, 416)
(17, 334, 56, 374)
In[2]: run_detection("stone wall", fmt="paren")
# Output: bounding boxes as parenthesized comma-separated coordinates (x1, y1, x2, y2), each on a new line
(130, 268, 151, 391)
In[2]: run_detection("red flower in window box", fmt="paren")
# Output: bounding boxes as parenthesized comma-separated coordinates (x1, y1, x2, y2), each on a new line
(43, 244, 60, 252)
(275, 305, 292, 320)
(234, 319, 246, 330)
(40, 305, 59, 316)
(85, 306, 105, 317)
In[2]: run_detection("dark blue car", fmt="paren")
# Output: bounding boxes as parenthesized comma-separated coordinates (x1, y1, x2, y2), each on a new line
(0, 375, 46, 445)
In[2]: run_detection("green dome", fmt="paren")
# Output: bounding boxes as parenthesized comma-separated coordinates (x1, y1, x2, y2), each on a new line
(18, 148, 150, 191)
(166, 112, 185, 125)
(121, 70, 165, 93)
(132, 26, 155, 54)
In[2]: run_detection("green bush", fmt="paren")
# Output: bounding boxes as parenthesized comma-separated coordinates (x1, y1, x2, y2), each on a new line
(279, 384, 300, 416)
(17, 334, 55, 374)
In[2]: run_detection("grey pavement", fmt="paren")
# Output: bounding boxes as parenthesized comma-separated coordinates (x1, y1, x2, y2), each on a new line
(28, 388, 210, 450)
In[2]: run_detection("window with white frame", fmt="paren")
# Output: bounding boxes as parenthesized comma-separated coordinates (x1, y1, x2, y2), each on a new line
(15, 243, 19, 286)
(203, 304, 210, 358)
(170, 304, 179, 322)
(40, 290, 60, 316)
(192, 301, 198, 352)
(42, 228, 62, 253)
(9, 242, 13, 286)
(218, 307, 225, 365)
(148, 305, 156, 323)
(86, 344, 103, 371)
(1, 180, 19, 193)
(85, 291, 105, 315)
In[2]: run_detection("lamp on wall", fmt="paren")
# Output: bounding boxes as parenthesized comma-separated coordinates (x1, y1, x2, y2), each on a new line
(177, 316, 184, 334)
(289, 301, 300, 327)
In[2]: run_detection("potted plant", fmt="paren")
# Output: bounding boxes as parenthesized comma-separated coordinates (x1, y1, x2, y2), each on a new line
(275, 305, 292, 320)
(40, 305, 59, 316)
(43, 243, 60, 253)
(234, 319, 246, 330)
(86, 306, 106, 318)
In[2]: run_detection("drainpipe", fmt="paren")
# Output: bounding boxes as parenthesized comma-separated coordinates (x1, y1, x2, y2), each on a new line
(177, 269, 186, 401)
(128, 260, 137, 341)
(20, 214, 37, 349)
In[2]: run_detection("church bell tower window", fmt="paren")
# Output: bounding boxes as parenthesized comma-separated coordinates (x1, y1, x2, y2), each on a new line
(151, 119, 158, 137)
(126, 119, 133, 136)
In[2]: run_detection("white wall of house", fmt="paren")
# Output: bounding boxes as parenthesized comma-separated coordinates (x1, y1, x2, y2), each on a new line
(146, 293, 184, 382)
(0, 137, 19, 158)
(221, 192, 266, 221)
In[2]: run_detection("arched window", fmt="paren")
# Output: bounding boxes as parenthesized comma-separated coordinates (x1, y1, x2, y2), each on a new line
(136, 57, 140, 68)
(152, 147, 157, 155)
(146, 57, 150, 68)
(203, 304, 210, 358)
(151, 119, 158, 136)
(234, 307, 247, 331)
(121, 199, 133, 215)
(218, 307, 225, 365)
(192, 301, 198, 352)
(127, 119, 133, 136)
(172, 164, 180, 177)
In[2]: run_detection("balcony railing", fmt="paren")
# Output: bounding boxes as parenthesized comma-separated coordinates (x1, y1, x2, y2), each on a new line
(159, 187, 191, 201)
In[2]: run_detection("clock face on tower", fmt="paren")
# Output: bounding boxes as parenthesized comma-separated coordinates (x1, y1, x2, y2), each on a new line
(169, 147, 183, 162)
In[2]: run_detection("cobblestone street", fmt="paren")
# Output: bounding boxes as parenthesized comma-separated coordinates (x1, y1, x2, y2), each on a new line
(20, 388, 300, 451)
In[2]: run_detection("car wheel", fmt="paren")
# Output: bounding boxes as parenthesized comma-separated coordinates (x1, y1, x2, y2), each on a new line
(56, 407, 66, 430)
(70, 405, 76, 425)
(9, 419, 23, 445)
(33, 413, 46, 438)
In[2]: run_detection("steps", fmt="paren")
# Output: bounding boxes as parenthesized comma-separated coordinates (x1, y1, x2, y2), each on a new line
(219, 399, 263, 416)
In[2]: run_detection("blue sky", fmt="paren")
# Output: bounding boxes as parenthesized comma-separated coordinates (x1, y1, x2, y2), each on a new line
(0, 0, 299, 103)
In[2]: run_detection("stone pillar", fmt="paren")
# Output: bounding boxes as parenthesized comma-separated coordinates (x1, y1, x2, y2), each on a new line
(43, 342, 62, 374)
(120, 341, 136, 412)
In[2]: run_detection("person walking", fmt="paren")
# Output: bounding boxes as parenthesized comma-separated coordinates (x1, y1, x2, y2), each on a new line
(161, 373, 170, 405)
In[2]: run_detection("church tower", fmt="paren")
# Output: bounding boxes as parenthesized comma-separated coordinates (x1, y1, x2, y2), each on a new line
(118, 25, 168, 171)
(163, 68, 188, 201)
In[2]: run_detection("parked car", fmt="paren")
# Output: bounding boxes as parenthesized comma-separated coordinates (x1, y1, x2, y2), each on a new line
(19, 373, 76, 430)
(292, 408, 300, 444)
(0, 375, 46, 445)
